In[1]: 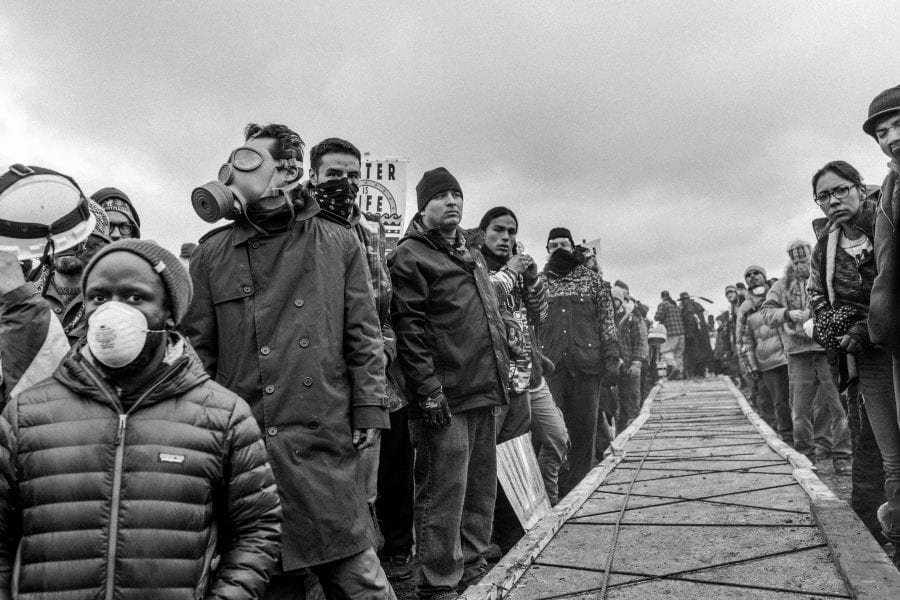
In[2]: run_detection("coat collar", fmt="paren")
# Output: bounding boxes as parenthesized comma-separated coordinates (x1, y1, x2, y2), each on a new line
(231, 196, 320, 246)
(812, 198, 877, 241)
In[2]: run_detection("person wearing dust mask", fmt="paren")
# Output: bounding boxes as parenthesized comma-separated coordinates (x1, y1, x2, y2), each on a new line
(0, 239, 282, 598)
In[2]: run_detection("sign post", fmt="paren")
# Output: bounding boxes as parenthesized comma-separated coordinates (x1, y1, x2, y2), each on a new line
(356, 156, 409, 248)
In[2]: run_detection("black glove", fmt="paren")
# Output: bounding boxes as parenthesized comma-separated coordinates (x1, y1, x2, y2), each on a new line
(844, 320, 871, 351)
(421, 392, 452, 429)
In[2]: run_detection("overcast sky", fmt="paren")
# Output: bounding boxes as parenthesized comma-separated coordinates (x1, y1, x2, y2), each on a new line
(1, 1, 895, 319)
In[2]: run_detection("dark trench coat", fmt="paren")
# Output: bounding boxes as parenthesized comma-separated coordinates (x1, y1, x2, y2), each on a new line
(183, 198, 389, 570)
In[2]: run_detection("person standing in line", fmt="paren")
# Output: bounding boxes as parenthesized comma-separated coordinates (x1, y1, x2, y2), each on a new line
(655, 290, 685, 379)
(1, 240, 282, 598)
(539, 227, 619, 497)
(864, 86, 900, 566)
(739, 265, 793, 445)
(808, 159, 900, 563)
(761, 240, 851, 471)
(183, 123, 393, 599)
(389, 168, 509, 600)
(611, 284, 648, 426)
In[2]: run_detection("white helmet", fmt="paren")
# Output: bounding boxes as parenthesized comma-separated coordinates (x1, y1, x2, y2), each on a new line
(0, 164, 95, 260)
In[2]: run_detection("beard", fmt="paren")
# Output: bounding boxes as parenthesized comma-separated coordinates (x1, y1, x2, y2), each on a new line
(55, 255, 84, 276)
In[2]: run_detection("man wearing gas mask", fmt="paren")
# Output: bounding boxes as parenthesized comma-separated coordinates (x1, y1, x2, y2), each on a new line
(0, 239, 282, 598)
(183, 123, 393, 600)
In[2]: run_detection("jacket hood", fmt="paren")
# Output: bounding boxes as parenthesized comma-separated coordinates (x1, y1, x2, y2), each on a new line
(54, 333, 210, 409)
(812, 198, 878, 241)
(91, 186, 142, 228)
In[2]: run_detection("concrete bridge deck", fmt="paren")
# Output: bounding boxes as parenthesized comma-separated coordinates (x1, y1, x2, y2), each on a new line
(466, 377, 900, 600)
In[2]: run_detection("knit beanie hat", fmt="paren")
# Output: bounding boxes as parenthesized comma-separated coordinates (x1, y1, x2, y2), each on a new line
(863, 84, 900, 137)
(82, 239, 193, 325)
(416, 167, 462, 212)
(547, 227, 574, 248)
(92, 187, 141, 236)
(744, 264, 767, 279)
(611, 285, 626, 303)
(786, 239, 812, 261)
(87, 200, 111, 243)
(725, 285, 736, 294)
(614, 279, 629, 292)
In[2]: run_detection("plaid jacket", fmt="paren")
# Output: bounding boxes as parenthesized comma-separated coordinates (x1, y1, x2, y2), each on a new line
(654, 301, 685, 336)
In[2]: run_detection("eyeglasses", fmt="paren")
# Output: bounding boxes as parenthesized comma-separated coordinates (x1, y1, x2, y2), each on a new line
(110, 223, 135, 236)
(814, 185, 853, 206)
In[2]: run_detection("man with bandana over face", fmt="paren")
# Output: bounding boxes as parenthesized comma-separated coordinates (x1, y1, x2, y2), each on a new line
(539, 227, 619, 497)
(308, 137, 411, 580)
(0, 239, 282, 598)
(182, 124, 393, 599)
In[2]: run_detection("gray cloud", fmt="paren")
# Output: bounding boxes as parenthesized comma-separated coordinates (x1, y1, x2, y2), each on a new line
(1, 1, 895, 318)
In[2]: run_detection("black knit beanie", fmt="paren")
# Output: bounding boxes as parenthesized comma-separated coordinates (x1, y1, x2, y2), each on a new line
(82, 239, 193, 325)
(416, 167, 462, 212)
(547, 227, 574, 248)
(478, 206, 518, 232)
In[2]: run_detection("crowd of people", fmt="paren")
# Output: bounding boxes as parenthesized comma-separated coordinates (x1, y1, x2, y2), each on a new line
(0, 82, 897, 600)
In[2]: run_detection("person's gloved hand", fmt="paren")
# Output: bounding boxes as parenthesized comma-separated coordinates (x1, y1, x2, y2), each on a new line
(842, 321, 871, 354)
(421, 392, 452, 429)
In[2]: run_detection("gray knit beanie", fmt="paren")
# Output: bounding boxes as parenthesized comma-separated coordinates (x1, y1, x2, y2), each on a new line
(82, 239, 193, 325)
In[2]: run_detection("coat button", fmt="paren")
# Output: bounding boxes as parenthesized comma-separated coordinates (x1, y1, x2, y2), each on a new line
(242, 285, 252, 294)
(260, 346, 271, 355)
(264, 385, 275, 394)
(563, 330, 567, 334)
(308, 420, 319, 429)
(561, 308, 566, 313)
(299, 338, 310, 348)
(266, 426, 278, 436)
(294, 299, 304, 307)
(249, 241, 259, 249)
(303, 377, 313, 387)
(53, 307, 62, 314)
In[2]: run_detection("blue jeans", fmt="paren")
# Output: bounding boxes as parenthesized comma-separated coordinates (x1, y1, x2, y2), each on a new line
(857, 349, 900, 543)
(528, 378, 569, 505)
(758, 365, 793, 445)
(787, 352, 850, 459)
(618, 364, 642, 424)
(409, 406, 497, 597)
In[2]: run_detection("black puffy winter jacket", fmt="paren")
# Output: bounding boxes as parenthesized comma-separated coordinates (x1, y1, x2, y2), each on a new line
(0, 337, 282, 600)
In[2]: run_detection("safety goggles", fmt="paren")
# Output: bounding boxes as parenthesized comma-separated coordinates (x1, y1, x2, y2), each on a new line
(226, 147, 266, 172)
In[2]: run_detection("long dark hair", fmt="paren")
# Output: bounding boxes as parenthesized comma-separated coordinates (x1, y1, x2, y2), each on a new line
(811, 160, 863, 193)
(478, 206, 518, 233)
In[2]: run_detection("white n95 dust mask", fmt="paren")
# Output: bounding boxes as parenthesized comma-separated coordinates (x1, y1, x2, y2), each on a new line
(86, 301, 165, 368)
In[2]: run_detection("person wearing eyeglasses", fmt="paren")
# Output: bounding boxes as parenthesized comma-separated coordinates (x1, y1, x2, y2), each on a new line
(807, 160, 900, 557)
(92, 187, 141, 240)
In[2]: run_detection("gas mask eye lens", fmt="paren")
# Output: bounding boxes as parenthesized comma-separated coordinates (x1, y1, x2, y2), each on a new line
(231, 147, 264, 171)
